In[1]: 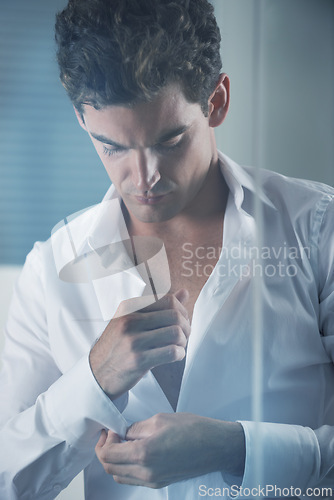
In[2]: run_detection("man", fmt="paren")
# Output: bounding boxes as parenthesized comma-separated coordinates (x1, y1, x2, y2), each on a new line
(0, 0, 333, 499)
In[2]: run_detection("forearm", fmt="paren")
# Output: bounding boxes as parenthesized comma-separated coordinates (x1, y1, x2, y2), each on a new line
(185, 417, 246, 479)
(208, 420, 246, 478)
(0, 355, 128, 498)
(0, 414, 90, 500)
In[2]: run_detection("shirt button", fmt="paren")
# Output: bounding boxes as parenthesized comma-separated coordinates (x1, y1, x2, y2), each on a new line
(53, 484, 61, 493)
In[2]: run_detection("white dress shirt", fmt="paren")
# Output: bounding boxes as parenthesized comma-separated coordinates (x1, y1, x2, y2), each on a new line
(0, 152, 333, 500)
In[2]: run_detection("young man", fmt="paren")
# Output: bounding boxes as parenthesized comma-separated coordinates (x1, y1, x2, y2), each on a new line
(0, 1, 333, 499)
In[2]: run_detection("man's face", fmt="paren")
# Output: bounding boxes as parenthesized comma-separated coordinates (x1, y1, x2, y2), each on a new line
(79, 84, 219, 224)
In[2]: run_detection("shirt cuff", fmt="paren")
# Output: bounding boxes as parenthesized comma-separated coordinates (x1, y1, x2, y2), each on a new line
(43, 354, 129, 449)
(238, 421, 321, 494)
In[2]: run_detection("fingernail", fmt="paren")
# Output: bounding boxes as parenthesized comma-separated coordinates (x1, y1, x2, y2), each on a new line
(176, 346, 185, 360)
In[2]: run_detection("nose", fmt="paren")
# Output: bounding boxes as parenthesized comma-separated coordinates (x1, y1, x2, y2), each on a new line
(132, 149, 161, 192)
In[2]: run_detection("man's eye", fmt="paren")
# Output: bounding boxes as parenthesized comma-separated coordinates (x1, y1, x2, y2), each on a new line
(102, 146, 125, 157)
(155, 137, 183, 153)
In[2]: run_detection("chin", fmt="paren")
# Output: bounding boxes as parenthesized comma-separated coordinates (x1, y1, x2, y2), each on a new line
(131, 204, 181, 224)
(122, 193, 185, 224)
(135, 211, 175, 224)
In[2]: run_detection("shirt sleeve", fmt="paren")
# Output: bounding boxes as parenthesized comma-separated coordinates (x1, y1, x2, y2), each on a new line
(0, 242, 128, 500)
(236, 195, 334, 497)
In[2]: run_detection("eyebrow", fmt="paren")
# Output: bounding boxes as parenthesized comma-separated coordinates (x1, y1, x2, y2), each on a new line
(89, 133, 125, 148)
(89, 125, 190, 148)
(156, 125, 190, 143)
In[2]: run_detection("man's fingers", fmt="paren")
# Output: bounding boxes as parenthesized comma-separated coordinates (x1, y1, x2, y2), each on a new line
(106, 430, 122, 445)
(96, 430, 122, 465)
(174, 288, 189, 306)
(97, 435, 138, 465)
(139, 290, 190, 320)
(115, 290, 190, 323)
(96, 429, 120, 449)
(144, 344, 185, 367)
(114, 294, 156, 318)
(131, 309, 190, 337)
(91, 290, 190, 400)
(126, 420, 151, 441)
(96, 429, 108, 450)
(133, 325, 188, 350)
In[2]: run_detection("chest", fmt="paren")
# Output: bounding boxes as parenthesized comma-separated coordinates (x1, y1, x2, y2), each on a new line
(168, 242, 222, 321)
(152, 240, 222, 410)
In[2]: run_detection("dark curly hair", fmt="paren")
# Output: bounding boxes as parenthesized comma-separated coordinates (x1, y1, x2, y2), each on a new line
(55, 0, 222, 116)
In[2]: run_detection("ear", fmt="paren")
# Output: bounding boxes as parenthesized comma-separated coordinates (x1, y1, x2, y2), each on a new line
(73, 106, 88, 132)
(208, 73, 230, 128)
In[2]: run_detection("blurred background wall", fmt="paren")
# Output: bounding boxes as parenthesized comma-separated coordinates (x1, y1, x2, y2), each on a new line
(214, 0, 334, 184)
(0, 0, 107, 266)
(0, 1, 333, 499)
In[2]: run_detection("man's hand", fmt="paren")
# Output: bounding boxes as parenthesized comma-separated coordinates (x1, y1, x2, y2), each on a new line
(89, 289, 190, 400)
(95, 413, 245, 488)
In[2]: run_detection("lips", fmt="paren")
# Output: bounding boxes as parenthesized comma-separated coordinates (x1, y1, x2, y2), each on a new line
(134, 194, 168, 205)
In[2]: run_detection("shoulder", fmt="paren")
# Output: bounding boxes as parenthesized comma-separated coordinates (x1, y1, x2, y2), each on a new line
(243, 164, 334, 213)
(241, 166, 334, 270)
(22, 201, 105, 292)
(30, 190, 124, 288)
